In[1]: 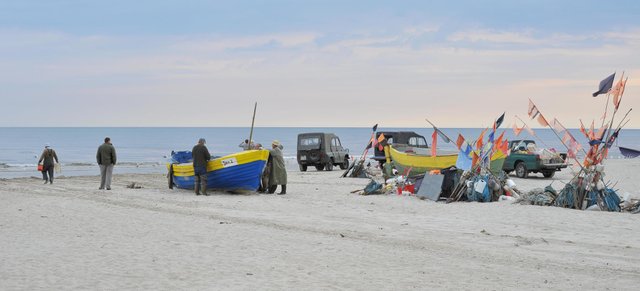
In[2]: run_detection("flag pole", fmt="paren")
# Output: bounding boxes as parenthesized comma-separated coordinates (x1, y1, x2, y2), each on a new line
(425, 118, 454, 142)
(248, 102, 257, 150)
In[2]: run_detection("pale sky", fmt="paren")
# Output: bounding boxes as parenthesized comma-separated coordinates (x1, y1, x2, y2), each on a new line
(1, 0, 639, 128)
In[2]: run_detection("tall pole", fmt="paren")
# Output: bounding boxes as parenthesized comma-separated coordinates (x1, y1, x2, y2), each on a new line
(248, 102, 257, 150)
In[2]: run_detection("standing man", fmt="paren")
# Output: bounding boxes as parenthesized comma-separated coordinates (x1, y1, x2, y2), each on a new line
(38, 143, 59, 184)
(97, 137, 117, 190)
(268, 140, 287, 194)
(192, 138, 211, 196)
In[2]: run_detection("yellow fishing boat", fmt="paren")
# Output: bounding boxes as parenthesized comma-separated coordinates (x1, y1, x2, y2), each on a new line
(388, 145, 506, 176)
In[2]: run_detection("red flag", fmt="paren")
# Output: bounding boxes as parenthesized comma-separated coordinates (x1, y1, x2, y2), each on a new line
(431, 131, 437, 157)
(589, 121, 595, 140)
(579, 120, 589, 139)
(537, 114, 549, 127)
(456, 134, 465, 150)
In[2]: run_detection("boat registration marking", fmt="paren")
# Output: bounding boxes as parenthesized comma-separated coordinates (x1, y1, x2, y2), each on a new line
(221, 157, 238, 168)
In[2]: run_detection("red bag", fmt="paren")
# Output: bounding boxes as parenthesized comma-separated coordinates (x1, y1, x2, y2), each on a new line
(37, 164, 44, 171)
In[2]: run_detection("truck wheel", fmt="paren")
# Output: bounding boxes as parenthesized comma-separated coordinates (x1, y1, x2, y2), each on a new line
(315, 165, 324, 171)
(299, 164, 307, 172)
(340, 159, 349, 170)
(515, 162, 528, 178)
(542, 171, 555, 178)
(325, 162, 334, 171)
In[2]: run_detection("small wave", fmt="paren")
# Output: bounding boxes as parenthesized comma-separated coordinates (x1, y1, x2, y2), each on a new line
(66, 162, 95, 166)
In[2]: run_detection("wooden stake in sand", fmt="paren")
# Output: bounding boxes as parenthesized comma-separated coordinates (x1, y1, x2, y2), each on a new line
(248, 102, 257, 150)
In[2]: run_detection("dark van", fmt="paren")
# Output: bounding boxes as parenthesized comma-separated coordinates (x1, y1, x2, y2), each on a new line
(297, 133, 350, 171)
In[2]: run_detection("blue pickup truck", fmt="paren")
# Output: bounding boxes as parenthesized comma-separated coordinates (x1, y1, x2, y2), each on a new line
(502, 140, 567, 178)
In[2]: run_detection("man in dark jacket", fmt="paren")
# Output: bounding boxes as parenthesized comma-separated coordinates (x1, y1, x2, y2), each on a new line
(97, 137, 117, 190)
(192, 138, 211, 195)
(38, 143, 59, 184)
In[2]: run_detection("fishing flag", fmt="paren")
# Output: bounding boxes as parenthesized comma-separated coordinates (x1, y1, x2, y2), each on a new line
(536, 114, 549, 127)
(495, 112, 505, 129)
(476, 129, 487, 150)
(589, 120, 595, 140)
(434, 128, 451, 143)
(455, 144, 473, 170)
(372, 124, 378, 132)
(456, 134, 465, 150)
(512, 122, 523, 136)
(612, 77, 628, 111)
(431, 131, 438, 157)
(592, 73, 615, 97)
(579, 120, 589, 139)
(552, 118, 566, 135)
(377, 133, 386, 151)
(495, 131, 505, 148)
(471, 151, 480, 168)
(528, 100, 540, 118)
(568, 138, 579, 159)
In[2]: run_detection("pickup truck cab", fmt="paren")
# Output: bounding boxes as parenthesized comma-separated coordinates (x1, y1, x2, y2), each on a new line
(297, 133, 350, 171)
(372, 131, 428, 164)
(502, 140, 567, 178)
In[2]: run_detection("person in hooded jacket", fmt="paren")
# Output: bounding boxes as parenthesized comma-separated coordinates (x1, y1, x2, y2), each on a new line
(38, 143, 59, 184)
(268, 140, 287, 194)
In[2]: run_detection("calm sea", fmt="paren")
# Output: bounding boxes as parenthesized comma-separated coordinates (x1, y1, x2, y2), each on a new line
(1, 127, 638, 178)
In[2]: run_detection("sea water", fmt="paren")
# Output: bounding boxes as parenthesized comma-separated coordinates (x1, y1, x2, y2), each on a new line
(1, 127, 638, 178)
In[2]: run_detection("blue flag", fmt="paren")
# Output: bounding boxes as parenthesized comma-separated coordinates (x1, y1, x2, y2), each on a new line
(593, 73, 615, 97)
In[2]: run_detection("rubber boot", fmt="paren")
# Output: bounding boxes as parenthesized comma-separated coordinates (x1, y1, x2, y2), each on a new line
(194, 175, 201, 195)
(201, 176, 208, 196)
(268, 185, 277, 194)
(278, 185, 287, 195)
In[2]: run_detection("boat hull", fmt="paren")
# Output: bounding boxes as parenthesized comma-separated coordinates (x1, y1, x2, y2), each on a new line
(168, 150, 269, 192)
(390, 146, 506, 175)
(389, 146, 458, 174)
(619, 146, 640, 158)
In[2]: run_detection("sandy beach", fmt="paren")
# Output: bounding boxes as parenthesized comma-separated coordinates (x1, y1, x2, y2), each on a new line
(1, 159, 639, 290)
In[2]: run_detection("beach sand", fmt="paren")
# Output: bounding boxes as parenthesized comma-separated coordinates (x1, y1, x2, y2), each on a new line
(1, 159, 639, 290)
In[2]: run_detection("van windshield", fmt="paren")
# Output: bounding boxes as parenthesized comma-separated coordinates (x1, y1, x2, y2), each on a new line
(299, 137, 321, 148)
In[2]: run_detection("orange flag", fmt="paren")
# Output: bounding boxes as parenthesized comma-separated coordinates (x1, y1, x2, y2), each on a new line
(589, 120, 595, 140)
(471, 151, 479, 168)
(456, 134, 465, 150)
(501, 140, 509, 154)
(476, 129, 487, 150)
(524, 124, 535, 136)
(512, 122, 523, 136)
(579, 120, 589, 139)
(431, 131, 437, 157)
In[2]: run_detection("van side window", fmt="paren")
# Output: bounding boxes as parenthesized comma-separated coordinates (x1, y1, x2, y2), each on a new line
(417, 137, 427, 147)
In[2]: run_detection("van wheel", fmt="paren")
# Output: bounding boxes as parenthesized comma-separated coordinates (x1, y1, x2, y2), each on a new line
(315, 165, 324, 171)
(339, 159, 349, 170)
(542, 171, 555, 178)
(515, 162, 528, 178)
(299, 164, 307, 172)
(325, 162, 334, 171)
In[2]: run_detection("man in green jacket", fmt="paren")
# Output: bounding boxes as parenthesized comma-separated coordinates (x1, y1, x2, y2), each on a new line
(97, 137, 117, 190)
(268, 140, 287, 194)
(192, 138, 211, 195)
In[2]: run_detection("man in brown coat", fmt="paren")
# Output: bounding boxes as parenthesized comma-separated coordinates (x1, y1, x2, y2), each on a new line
(192, 138, 211, 195)
(97, 137, 117, 190)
